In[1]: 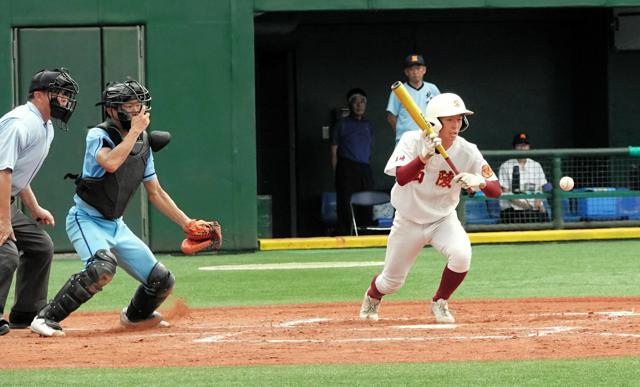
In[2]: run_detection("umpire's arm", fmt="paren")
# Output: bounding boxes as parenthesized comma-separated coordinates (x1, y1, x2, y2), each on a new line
(0, 169, 16, 244)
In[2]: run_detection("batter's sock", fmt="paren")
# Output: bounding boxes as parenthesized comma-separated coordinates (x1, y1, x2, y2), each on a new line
(367, 274, 384, 300)
(433, 266, 467, 302)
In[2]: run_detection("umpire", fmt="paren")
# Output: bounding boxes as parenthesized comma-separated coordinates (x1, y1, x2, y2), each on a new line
(0, 68, 79, 335)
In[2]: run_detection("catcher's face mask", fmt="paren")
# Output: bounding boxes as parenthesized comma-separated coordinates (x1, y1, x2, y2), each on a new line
(114, 99, 147, 130)
(99, 80, 151, 130)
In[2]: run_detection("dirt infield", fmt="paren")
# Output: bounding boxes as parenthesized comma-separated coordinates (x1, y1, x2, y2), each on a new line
(2, 297, 639, 369)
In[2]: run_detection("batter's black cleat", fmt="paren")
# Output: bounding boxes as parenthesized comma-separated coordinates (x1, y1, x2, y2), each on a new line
(0, 319, 10, 336)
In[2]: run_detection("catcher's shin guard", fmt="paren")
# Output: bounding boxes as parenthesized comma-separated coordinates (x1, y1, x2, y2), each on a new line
(38, 250, 117, 322)
(125, 262, 175, 322)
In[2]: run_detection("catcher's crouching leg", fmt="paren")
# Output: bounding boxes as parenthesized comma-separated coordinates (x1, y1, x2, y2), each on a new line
(31, 250, 117, 336)
(123, 262, 175, 324)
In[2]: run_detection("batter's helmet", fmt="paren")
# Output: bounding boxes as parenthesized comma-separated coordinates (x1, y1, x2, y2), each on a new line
(425, 93, 474, 133)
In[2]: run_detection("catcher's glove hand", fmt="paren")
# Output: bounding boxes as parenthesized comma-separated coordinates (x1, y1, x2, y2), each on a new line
(181, 219, 222, 254)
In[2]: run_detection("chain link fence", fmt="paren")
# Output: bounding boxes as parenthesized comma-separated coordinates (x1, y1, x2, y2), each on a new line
(461, 147, 640, 231)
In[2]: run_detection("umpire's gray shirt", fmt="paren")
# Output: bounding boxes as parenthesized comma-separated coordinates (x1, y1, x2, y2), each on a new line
(0, 102, 54, 196)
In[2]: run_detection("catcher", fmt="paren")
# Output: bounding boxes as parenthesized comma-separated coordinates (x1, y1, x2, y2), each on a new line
(30, 80, 221, 337)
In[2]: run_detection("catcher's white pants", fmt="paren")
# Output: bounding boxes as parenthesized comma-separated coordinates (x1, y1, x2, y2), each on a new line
(375, 211, 471, 295)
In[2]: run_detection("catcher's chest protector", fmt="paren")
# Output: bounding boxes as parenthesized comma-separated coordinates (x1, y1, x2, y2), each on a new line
(75, 121, 150, 219)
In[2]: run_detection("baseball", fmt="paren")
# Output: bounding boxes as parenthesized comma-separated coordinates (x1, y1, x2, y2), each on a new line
(559, 176, 574, 191)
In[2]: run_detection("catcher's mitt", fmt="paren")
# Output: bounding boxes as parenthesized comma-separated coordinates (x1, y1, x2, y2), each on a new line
(181, 219, 222, 254)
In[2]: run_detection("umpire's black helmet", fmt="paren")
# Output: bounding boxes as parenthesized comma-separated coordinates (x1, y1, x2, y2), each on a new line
(29, 68, 79, 125)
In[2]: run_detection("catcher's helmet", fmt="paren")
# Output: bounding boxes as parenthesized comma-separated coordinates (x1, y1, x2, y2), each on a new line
(29, 68, 79, 126)
(425, 93, 474, 133)
(98, 80, 151, 129)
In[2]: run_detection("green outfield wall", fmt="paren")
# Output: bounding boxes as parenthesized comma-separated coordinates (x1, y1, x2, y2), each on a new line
(2, 0, 640, 250)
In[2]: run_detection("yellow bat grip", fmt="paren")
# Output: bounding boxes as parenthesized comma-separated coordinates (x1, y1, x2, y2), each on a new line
(391, 81, 450, 159)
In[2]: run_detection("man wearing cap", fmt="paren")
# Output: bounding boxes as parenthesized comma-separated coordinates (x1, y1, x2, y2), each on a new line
(498, 132, 549, 223)
(0, 68, 79, 335)
(386, 54, 440, 144)
(331, 88, 375, 235)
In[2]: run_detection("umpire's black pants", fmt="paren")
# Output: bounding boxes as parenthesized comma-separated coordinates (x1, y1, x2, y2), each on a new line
(0, 204, 53, 324)
(335, 157, 374, 236)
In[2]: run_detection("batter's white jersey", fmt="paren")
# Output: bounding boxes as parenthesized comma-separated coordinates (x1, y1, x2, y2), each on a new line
(385, 131, 498, 224)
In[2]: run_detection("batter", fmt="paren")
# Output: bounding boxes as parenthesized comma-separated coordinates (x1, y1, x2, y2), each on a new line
(360, 93, 501, 323)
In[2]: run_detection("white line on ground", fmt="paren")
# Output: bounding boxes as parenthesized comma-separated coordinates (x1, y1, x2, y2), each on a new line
(498, 326, 578, 331)
(526, 326, 575, 337)
(198, 261, 385, 271)
(335, 335, 514, 343)
(530, 310, 639, 318)
(597, 332, 640, 338)
(193, 335, 516, 345)
(391, 324, 457, 330)
(193, 332, 243, 343)
(278, 318, 332, 327)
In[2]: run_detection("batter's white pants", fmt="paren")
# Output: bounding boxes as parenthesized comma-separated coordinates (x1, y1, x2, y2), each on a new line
(375, 211, 471, 295)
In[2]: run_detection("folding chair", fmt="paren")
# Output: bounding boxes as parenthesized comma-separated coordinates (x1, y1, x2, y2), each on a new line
(350, 191, 392, 236)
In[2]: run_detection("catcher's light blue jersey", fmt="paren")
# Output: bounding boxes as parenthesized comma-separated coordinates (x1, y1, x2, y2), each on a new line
(66, 127, 158, 284)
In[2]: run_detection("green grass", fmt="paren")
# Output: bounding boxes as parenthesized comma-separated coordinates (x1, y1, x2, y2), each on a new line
(1, 357, 639, 386)
(8, 240, 638, 310)
(3, 240, 640, 385)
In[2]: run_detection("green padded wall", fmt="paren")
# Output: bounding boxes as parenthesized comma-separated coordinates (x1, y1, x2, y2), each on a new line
(2, 0, 640, 248)
(101, 26, 147, 242)
(1, 0, 258, 251)
(16, 28, 103, 252)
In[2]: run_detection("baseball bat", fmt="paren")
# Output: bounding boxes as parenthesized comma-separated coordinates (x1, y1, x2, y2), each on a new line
(391, 81, 460, 175)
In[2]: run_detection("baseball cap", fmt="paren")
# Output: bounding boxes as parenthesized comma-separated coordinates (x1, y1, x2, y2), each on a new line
(512, 132, 530, 146)
(404, 54, 426, 68)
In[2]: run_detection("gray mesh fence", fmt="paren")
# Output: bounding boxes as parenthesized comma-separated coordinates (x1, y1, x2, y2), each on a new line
(460, 147, 640, 231)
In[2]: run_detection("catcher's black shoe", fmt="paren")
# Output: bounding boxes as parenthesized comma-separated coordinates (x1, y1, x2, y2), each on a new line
(0, 319, 10, 336)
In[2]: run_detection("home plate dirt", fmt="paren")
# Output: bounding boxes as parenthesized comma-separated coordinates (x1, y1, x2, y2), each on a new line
(3, 297, 639, 369)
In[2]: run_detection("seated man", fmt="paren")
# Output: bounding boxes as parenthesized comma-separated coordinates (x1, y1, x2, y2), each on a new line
(498, 133, 549, 223)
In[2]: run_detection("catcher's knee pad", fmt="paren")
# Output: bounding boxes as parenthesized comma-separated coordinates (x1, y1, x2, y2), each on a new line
(125, 262, 175, 322)
(39, 249, 117, 322)
(446, 246, 472, 273)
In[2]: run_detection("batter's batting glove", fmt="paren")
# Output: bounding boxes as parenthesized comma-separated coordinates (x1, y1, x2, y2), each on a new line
(419, 132, 442, 160)
(454, 172, 485, 192)
(181, 219, 222, 254)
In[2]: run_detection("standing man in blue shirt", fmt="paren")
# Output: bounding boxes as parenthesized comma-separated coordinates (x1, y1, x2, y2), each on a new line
(387, 54, 440, 144)
(331, 88, 375, 236)
(0, 68, 79, 336)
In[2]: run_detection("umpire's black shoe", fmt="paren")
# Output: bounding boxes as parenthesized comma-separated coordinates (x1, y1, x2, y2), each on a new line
(9, 310, 36, 329)
(0, 319, 9, 336)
